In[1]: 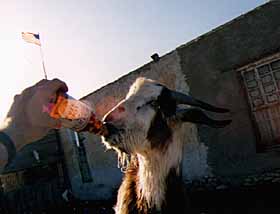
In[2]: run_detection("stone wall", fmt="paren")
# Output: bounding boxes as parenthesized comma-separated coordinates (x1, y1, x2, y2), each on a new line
(176, 1, 280, 178)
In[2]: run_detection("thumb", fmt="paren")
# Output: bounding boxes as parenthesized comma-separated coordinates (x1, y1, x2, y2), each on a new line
(43, 117, 62, 129)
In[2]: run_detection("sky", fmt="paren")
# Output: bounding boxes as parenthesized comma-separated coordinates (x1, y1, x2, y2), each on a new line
(0, 0, 266, 122)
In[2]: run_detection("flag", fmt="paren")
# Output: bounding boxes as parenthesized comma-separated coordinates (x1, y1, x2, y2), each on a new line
(22, 32, 41, 46)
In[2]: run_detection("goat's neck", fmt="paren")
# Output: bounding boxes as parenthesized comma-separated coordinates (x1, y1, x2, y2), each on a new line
(137, 129, 184, 210)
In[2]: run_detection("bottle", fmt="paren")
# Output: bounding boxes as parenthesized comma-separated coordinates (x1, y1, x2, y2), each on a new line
(49, 93, 106, 135)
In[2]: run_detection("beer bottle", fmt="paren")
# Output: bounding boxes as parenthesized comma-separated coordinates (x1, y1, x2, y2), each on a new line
(49, 93, 106, 135)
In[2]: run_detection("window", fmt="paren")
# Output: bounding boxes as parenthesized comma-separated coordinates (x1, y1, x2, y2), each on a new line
(242, 59, 280, 110)
(240, 55, 280, 152)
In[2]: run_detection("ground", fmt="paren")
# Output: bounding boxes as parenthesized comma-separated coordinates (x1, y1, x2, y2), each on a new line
(190, 184, 280, 214)
(3, 183, 280, 213)
(42, 183, 280, 214)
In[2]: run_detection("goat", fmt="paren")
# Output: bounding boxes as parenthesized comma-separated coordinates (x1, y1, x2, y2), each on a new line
(101, 77, 231, 214)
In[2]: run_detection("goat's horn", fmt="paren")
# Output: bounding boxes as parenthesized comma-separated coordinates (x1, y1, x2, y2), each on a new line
(169, 91, 230, 113)
(175, 108, 232, 128)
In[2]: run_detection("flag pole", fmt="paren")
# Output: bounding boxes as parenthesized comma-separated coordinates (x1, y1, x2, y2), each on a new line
(22, 32, 48, 79)
(39, 44, 48, 80)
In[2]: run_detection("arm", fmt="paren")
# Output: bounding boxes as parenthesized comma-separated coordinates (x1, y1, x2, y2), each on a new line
(0, 78, 68, 172)
(0, 123, 21, 172)
(0, 140, 9, 173)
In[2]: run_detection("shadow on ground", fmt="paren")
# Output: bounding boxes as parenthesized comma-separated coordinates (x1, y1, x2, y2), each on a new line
(189, 184, 280, 214)
(5, 184, 280, 213)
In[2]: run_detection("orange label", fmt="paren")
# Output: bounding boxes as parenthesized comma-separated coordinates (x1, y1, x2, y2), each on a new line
(49, 95, 91, 120)
(49, 95, 68, 119)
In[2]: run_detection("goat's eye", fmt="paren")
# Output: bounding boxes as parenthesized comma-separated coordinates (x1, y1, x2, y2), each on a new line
(147, 100, 158, 108)
(136, 100, 158, 111)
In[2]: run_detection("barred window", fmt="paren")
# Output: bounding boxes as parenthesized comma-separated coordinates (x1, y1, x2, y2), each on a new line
(240, 55, 280, 152)
(241, 59, 280, 110)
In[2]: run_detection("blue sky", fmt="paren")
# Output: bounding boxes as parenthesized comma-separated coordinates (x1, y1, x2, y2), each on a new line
(0, 0, 266, 121)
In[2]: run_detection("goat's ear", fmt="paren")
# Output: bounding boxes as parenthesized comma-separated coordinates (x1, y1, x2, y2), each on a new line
(175, 108, 232, 128)
(157, 87, 177, 117)
(147, 111, 172, 149)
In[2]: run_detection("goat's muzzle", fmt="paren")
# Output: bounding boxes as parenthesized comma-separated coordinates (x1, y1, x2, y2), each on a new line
(102, 122, 119, 138)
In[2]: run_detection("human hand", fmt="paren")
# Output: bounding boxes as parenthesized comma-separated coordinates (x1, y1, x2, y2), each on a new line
(1, 78, 68, 151)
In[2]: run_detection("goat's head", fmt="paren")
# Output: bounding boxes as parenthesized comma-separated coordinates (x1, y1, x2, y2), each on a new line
(102, 77, 231, 156)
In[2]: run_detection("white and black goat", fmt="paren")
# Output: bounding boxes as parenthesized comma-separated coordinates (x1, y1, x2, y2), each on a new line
(102, 77, 231, 214)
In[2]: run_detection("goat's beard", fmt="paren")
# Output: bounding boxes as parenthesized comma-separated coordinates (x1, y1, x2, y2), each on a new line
(101, 124, 150, 171)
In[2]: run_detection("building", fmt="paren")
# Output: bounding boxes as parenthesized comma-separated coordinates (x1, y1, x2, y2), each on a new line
(1, 1, 280, 211)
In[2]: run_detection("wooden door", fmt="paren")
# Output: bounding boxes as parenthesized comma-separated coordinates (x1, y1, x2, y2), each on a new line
(241, 58, 280, 151)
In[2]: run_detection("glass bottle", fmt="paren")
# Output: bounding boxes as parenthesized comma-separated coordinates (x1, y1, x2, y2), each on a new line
(49, 93, 106, 135)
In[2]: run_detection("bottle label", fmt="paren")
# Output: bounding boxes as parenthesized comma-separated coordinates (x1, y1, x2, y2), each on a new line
(59, 99, 91, 119)
(61, 99, 92, 131)
(50, 94, 93, 131)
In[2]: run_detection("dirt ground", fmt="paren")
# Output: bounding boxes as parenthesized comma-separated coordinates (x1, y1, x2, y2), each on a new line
(189, 184, 280, 214)
(40, 184, 280, 214)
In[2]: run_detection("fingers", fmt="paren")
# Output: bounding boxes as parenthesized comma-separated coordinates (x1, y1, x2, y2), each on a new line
(46, 78, 68, 94)
(13, 94, 21, 103)
(24, 78, 68, 129)
(42, 117, 62, 129)
(22, 78, 68, 98)
(35, 79, 48, 87)
(20, 79, 51, 97)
